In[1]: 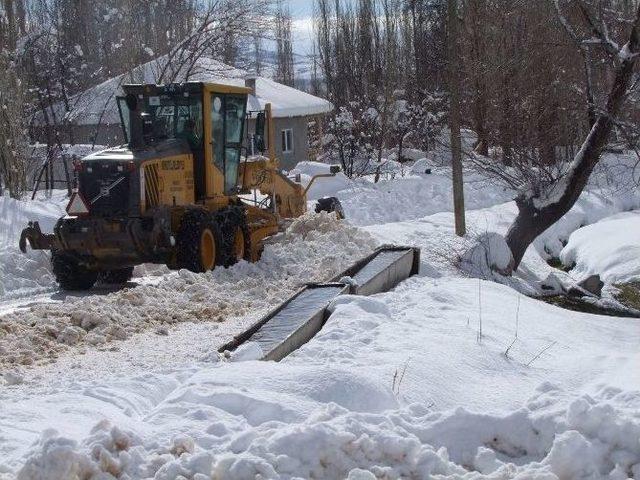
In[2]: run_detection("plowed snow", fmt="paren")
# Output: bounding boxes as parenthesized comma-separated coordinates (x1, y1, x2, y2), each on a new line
(0, 213, 376, 370)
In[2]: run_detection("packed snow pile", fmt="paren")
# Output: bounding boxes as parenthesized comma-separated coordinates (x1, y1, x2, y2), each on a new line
(560, 211, 640, 284)
(0, 192, 67, 300)
(15, 387, 640, 479)
(0, 212, 376, 370)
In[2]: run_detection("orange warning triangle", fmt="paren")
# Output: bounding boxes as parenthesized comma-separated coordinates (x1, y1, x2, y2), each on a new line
(66, 191, 89, 215)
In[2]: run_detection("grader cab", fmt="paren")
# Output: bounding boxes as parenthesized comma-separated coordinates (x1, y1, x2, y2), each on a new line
(20, 82, 343, 290)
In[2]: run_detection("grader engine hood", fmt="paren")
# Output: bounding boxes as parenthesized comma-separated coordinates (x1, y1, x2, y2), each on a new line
(76, 151, 136, 217)
(73, 140, 193, 217)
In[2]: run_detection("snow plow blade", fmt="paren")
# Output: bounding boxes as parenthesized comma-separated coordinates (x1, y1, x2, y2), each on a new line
(220, 245, 420, 361)
(19, 221, 56, 253)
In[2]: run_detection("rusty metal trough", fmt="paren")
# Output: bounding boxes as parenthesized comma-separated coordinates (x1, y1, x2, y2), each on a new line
(219, 245, 420, 361)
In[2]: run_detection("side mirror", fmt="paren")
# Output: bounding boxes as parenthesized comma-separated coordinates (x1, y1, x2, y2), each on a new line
(330, 165, 341, 174)
(255, 112, 266, 137)
(254, 112, 266, 152)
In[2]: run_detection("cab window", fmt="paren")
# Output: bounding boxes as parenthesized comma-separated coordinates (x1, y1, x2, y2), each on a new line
(210, 94, 246, 194)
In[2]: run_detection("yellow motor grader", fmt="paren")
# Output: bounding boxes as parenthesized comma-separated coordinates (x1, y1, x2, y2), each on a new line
(19, 82, 343, 290)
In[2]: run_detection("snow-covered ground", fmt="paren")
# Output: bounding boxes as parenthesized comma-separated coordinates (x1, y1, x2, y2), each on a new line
(2, 158, 640, 479)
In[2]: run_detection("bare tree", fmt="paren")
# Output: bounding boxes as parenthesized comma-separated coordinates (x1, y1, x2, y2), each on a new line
(313, 0, 449, 162)
(0, 0, 27, 197)
(0, 55, 27, 197)
(275, 0, 295, 86)
(505, 1, 640, 270)
(153, 0, 273, 83)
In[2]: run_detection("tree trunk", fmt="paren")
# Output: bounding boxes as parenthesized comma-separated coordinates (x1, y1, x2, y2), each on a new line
(582, 49, 596, 128)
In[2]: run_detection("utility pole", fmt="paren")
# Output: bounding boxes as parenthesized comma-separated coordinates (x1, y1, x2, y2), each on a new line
(447, 0, 466, 236)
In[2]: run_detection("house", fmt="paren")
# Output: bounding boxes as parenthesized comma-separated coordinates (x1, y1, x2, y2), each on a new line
(33, 56, 333, 170)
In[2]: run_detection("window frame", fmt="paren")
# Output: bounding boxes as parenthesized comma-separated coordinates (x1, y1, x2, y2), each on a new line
(281, 128, 294, 153)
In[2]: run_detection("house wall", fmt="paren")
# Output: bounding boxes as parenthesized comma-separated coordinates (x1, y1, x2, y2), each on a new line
(276, 117, 309, 170)
(33, 116, 311, 172)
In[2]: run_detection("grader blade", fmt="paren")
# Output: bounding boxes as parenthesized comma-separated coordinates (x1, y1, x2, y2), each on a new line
(19, 222, 56, 253)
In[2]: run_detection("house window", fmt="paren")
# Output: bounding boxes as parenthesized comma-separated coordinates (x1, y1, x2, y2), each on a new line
(281, 128, 293, 153)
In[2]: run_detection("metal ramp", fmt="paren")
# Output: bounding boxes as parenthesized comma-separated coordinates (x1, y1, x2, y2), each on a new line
(219, 246, 420, 361)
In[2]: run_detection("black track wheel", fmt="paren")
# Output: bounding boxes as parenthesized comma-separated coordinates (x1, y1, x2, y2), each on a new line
(97, 267, 134, 286)
(219, 207, 251, 267)
(175, 210, 223, 273)
(315, 196, 345, 219)
(51, 251, 98, 291)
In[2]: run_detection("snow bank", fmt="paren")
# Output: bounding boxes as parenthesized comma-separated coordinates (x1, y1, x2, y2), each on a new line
(8, 280, 640, 479)
(17, 395, 640, 480)
(0, 192, 67, 300)
(410, 158, 432, 175)
(560, 211, 640, 284)
(292, 161, 515, 226)
(366, 186, 640, 296)
(6, 154, 640, 479)
(14, 391, 640, 479)
(535, 190, 640, 260)
(340, 169, 514, 227)
(0, 212, 377, 369)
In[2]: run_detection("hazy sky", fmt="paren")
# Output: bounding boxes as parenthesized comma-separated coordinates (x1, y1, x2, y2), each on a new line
(287, 0, 315, 55)
(287, 0, 315, 19)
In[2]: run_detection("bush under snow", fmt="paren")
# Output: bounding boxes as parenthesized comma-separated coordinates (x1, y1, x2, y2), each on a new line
(460, 232, 515, 277)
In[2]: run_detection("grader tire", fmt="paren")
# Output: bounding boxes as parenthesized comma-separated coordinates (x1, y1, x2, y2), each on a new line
(219, 207, 251, 267)
(51, 251, 98, 291)
(226, 222, 251, 267)
(97, 267, 134, 286)
(176, 210, 223, 273)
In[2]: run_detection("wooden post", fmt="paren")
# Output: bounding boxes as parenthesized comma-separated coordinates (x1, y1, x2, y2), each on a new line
(448, 0, 466, 236)
(265, 103, 277, 165)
